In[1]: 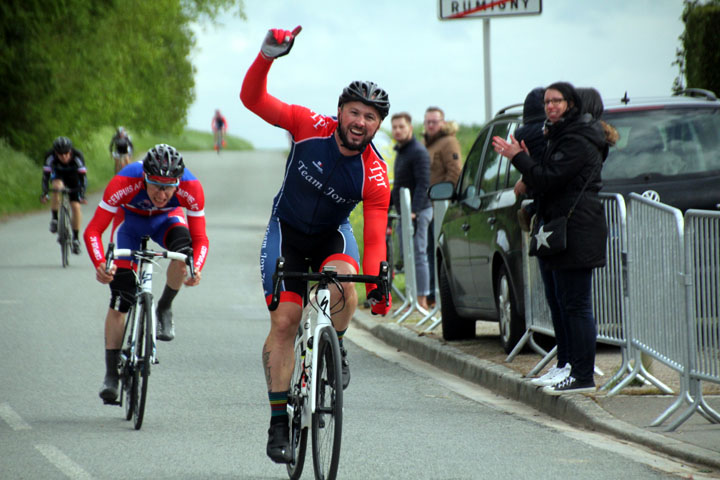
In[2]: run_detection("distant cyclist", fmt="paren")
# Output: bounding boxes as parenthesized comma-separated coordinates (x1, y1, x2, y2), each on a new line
(211, 109, 227, 151)
(41, 136, 88, 254)
(109, 126, 135, 173)
(240, 26, 391, 464)
(83, 144, 209, 404)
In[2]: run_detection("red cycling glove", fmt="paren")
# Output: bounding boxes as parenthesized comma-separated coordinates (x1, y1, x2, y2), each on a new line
(367, 288, 391, 316)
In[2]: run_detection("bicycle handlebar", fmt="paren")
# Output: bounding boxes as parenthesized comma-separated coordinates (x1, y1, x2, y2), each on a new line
(268, 257, 390, 312)
(104, 242, 196, 278)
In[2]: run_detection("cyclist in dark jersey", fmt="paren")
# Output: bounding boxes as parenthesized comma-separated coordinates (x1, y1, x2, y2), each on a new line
(41, 136, 88, 254)
(240, 25, 392, 464)
(109, 126, 135, 173)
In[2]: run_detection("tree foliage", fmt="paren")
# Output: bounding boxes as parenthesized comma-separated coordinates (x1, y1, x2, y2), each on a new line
(674, 0, 720, 96)
(0, 0, 244, 161)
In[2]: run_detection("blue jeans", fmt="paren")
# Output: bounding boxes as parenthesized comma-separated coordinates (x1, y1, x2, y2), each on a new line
(540, 265, 596, 383)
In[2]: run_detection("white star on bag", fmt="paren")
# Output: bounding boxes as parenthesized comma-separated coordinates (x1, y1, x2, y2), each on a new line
(534, 225, 553, 249)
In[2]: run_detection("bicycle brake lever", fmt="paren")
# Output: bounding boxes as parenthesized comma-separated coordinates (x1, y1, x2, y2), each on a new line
(105, 243, 115, 273)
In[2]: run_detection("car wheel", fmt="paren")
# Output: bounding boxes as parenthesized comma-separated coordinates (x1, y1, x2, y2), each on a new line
(495, 264, 523, 353)
(439, 260, 476, 340)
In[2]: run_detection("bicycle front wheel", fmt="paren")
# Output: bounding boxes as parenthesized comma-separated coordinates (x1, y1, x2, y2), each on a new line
(122, 304, 136, 421)
(133, 293, 153, 430)
(311, 328, 343, 480)
(58, 201, 71, 268)
(287, 331, 308, 480)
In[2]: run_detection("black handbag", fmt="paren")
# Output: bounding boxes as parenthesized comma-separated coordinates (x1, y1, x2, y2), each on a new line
(528, 166, 597, 257)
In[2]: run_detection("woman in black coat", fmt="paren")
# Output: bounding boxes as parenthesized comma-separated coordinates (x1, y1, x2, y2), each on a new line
(493, 82, 608, 394)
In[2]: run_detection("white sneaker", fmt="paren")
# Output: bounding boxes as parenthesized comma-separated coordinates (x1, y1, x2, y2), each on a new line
(530, 364, 570, 386)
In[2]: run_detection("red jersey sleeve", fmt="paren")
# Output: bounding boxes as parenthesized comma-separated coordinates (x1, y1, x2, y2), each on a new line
(83, 175, 143, 268)
(240, 53, 295, 129)
(361, 152, 391, 295)
(177, 178, 209, 272)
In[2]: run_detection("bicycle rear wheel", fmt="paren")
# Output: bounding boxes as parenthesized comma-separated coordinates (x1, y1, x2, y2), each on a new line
(133, 293, 153, 430)
(58, 201, 71, 268)
(311, 328, 343, 480)
(287, 332, 308, 480)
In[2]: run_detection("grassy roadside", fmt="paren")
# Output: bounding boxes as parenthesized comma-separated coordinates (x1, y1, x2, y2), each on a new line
(0, 128, 252, 220)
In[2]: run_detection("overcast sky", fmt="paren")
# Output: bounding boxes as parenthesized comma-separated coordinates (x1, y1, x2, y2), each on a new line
(186, 0, 685, 149)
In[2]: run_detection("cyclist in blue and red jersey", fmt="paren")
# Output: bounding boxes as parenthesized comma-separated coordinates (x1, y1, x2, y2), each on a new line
(211, 109, 227, 151)
(240, 25, 392, 464)
(40, 136, 88, 254)
(83, 144, 209, 404)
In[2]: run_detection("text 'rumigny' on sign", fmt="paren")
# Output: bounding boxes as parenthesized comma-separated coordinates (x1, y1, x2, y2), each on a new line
(438, 0, 542, 20)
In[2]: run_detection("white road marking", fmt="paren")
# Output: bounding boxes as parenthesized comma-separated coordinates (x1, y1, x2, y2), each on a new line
(35, 444, 95, 480)
(0, 402, 31, 430)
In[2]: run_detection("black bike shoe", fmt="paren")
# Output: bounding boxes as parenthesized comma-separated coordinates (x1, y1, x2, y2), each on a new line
(72, 238, 81, 255)
(156, 309, 175, 341)
(49, 219, 58, 233)
(341, 346, 350, 390)
(266, 421, 292, 464)
(99, 374, 119, 403)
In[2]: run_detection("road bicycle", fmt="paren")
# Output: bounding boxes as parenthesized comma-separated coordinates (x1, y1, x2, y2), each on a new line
(213, 130, 225, 154)
(48, 187, 74, 268)
(103, 236, 194, 430)
(269, 258, 390, 480)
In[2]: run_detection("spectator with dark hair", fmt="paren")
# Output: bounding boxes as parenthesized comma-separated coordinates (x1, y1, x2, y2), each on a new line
(493, 81, 608, 395)
(390, 112, 432, 310)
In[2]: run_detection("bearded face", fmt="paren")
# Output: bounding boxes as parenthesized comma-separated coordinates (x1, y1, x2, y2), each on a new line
(336, 101, 382, 153)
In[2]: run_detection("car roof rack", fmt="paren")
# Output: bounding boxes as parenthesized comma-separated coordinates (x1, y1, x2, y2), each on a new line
(673, 88, 718, 101)
(495, 103, 523, 116)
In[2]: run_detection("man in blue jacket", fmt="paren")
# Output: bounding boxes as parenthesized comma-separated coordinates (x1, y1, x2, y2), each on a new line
(390, 112, 432, 310)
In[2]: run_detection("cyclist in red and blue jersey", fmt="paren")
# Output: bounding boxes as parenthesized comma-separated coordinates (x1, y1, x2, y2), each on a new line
(40, 136, 88, 254)
(83, 144, 209, 404)
(240, 25, 392, 464)
(211, 109, 228, 151)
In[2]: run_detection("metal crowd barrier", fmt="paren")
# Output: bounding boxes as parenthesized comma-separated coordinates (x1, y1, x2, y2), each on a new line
(660, 208, 720, 430)
(391, 188, 440, 328)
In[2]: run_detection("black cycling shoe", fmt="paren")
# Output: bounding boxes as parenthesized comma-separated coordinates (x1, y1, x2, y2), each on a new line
(99, 374, 119, 404)
(156, 309, 175, 341)
(341, 346, 350, 390)
(49, 219, 58, 233)
(266, 420, 292, 464)
(72, 238, 81, 255)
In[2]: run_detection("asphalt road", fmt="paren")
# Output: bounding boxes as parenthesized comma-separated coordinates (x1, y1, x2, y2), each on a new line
(0, 150, 702, 479)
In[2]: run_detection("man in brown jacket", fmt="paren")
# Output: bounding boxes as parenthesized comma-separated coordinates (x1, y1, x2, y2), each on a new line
(424, 106, 462, 186)
(423, 106, 462, 304)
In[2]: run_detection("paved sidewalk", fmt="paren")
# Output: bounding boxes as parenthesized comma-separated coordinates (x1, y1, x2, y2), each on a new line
(352, 309, 720, 473)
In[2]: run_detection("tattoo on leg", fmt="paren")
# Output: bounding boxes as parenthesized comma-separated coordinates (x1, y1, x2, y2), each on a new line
(262, 344, 272, 390)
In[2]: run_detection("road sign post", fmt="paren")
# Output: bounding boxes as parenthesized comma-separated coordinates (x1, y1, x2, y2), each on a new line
(438, 0, 542, 122)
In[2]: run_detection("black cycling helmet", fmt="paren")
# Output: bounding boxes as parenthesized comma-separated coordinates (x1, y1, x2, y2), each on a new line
(53, 136, 72, 154)
(338, 81, 390, 119)
(142, 144, 185, 179)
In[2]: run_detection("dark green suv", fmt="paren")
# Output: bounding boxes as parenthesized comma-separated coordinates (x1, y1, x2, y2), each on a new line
(429, 89, 720, 352)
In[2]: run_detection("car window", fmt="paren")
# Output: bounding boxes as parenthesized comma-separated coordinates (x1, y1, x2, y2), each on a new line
(603, 107, 720, 180)
(477, 122, 512, 194)
(458, 128, 489, 198)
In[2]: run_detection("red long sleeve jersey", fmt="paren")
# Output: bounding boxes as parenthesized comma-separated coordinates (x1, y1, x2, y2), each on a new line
(240, 53, 390, 288)
(83, 161, 209, 271)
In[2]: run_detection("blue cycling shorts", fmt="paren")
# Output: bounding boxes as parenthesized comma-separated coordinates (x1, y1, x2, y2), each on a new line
(260, 215, 359, 307)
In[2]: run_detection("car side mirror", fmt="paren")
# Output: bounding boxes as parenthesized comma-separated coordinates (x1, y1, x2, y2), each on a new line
(428, 181, 455, 201)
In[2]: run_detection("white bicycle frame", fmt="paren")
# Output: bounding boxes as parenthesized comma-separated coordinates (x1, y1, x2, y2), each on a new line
(291, 267, 337, 429)
(111, 248, 189, 367)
